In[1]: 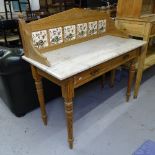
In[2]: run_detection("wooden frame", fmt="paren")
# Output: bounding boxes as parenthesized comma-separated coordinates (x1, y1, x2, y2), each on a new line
(116, 0, 155, 70)
(19, 8, 145, 149)
(117, 0, 155, 18)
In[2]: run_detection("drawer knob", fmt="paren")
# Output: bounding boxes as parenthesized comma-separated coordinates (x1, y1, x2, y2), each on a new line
(78, 77, 82, 80)
(90, 68, 99, 76)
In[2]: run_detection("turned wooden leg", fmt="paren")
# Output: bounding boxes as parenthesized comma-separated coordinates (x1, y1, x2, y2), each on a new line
(134, 46, 147, 99)
(101, 74, 105, 88)
(31, 66, 47, 125)
(64, 97, 74, 149)
(61, 79, 74, 149)
(126, 59, 136, 102)
(134, 24, 150, 98)
(110, 69, 116, 87)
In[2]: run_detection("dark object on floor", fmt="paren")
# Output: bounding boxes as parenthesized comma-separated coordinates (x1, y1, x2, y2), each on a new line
(133, 140, 155, 155)
(0, 46, 61, 117)
(0, 19, 21, 47)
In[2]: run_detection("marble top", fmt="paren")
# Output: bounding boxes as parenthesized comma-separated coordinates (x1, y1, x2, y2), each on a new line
(23, 35, 146, 80)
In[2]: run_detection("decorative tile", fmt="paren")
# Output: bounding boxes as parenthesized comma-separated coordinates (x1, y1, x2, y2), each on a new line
(98, 20, 106, 33)
(77, 23, 87, 38)
(88, 21, 97, 35)
(32, 30, 48, 48)
(64, 25, 76, 41)
(49, 27, 63, 45)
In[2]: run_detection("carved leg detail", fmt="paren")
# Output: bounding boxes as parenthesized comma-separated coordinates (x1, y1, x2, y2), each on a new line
(31, 66, 47, 125)
(126, 60, 136, 102)
(61, 80, 74, 149)
(35, 80, 47, 125)
(65, 99, 73, 149)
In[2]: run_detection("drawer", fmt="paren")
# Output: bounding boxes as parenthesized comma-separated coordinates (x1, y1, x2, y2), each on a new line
(74, 49, 138, 88)
(116, 20, 145, 36)
(74, 66, 102, 87)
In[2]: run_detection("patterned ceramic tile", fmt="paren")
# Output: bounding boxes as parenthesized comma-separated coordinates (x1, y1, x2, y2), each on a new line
(64, 25, 76, 41)
(98, 20, 106, 33)
(49, 27, 63, 45)
(88, 21, 97, 35)
(32, 30, 48, 48)
(77, 23, 87, 38)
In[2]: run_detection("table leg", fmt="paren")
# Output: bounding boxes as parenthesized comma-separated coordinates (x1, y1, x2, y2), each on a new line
(134, 46, 146, 98)
(31, 66, 47, 125)
(61, 80, 74, 149)
(126, 59, 136, 102)
(101, 74, 105, 88)
(134, 23, 151, 98)
(110, 69, 116, 87)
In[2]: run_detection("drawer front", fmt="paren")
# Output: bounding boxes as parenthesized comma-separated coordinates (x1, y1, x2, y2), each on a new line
(116, 20, 145, 36)
(151, 23, 155, 36)
(74, 66, 102, 87)
(74, 49, 138, 88)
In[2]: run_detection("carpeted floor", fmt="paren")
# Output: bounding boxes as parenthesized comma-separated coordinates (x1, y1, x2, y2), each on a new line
(0, 66, 155, 155)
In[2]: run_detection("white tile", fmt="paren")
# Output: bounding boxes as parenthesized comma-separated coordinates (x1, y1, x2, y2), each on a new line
(64, 25, 76, 41)
(77, 23, 87, 38)
(88, 21, 97, 35)
(49, 27, 63, 45)
(98, 20, 106, 33)
(32, 30, 48, 48)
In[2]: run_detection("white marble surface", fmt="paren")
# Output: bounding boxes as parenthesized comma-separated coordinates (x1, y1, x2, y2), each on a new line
(23, 35, 146, 80)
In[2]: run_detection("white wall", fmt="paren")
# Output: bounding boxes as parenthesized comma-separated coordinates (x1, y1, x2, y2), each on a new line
(0, 0, 40, 12)
(30, 0, 40, 11)
(0, 0, 5, 12)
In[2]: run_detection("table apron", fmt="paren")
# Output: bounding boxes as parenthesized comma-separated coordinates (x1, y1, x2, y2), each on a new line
(35, 48, 139, 89)
(74, 49, 139, 88)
